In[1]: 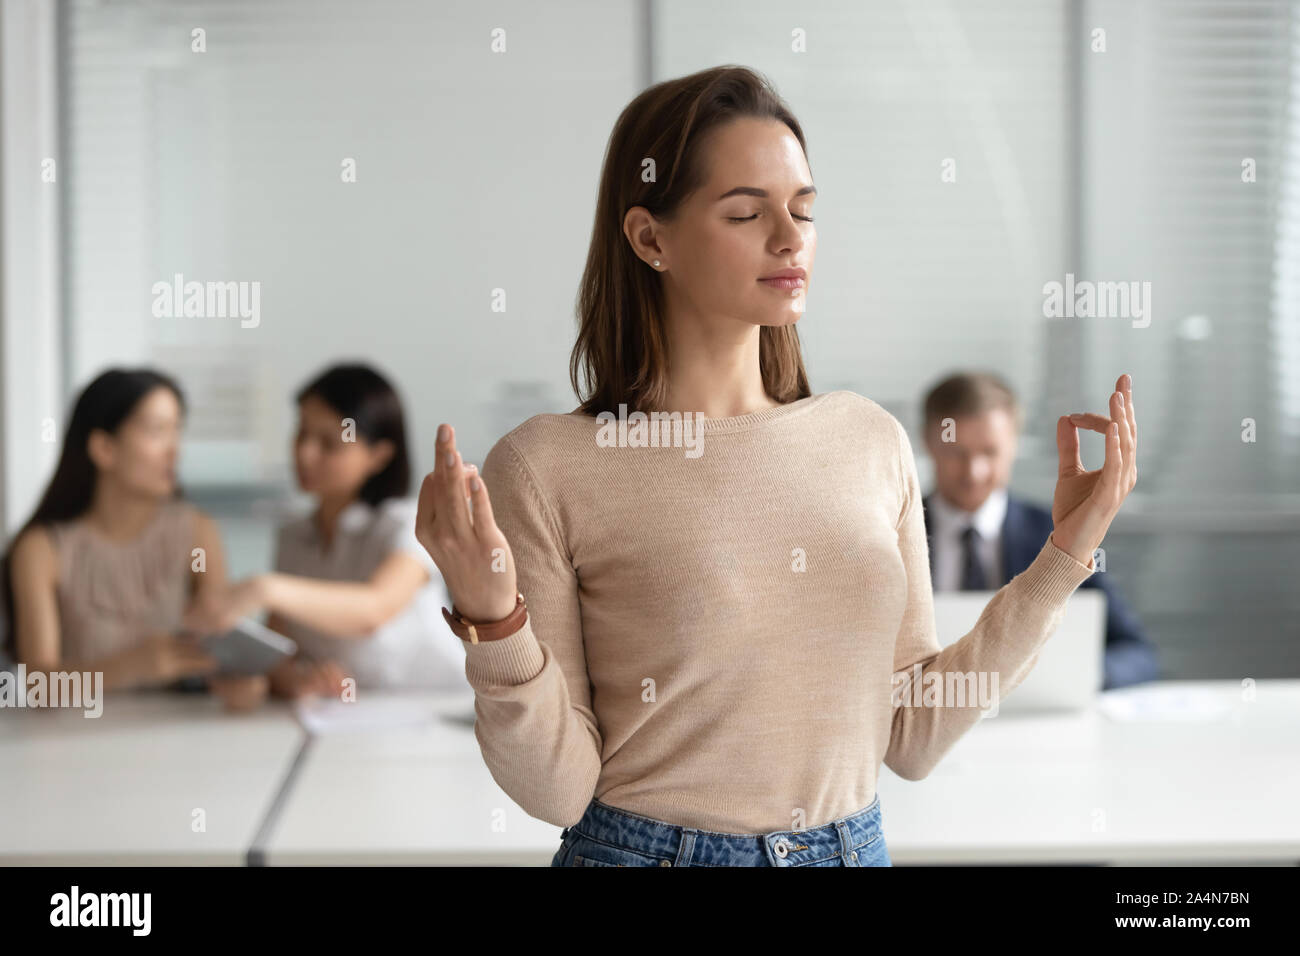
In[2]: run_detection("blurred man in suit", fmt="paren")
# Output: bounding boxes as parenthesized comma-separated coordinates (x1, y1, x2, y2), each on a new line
(919, 371, 1159, 690)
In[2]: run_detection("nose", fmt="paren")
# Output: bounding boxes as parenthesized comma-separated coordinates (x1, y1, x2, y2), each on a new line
(770, 212, 806, 255)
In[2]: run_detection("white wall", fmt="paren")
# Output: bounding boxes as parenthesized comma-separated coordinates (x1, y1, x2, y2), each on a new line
(61, 0, 643, 486)
(1, 0, 63, 536)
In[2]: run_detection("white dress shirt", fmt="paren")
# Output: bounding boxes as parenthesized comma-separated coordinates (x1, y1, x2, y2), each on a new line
(928, 487, 1008, 592)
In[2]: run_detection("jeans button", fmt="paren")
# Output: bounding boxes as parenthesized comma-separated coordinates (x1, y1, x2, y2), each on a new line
(773, 838, 790, 859)
(660, 860, 672, 867)
(851, 851, 858, 862)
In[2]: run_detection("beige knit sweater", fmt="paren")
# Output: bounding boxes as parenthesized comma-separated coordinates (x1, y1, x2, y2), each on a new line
(465, 390, 1095, 833)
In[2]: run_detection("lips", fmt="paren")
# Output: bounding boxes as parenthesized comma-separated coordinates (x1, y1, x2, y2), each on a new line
(759, 276, 805, 290)
(759, 267, 806, 290)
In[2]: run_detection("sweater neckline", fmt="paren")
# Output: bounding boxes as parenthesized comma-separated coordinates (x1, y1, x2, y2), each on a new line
(696, 392, 829, 433)
(567, 392, 831, 435)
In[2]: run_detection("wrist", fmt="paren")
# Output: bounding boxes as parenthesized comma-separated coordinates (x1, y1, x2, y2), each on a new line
(469, 599, 518, 622)
(1050, 532, 1095, 569)
(443, 592, 527, 644)
(254, 573, 279, 610)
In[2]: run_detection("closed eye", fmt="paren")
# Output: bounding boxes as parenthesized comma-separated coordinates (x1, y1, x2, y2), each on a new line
(728, 214, 815, 223)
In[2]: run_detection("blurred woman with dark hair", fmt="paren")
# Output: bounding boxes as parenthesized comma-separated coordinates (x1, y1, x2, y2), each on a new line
(184, 363, 464, 698)
(2, 368, 263, 710)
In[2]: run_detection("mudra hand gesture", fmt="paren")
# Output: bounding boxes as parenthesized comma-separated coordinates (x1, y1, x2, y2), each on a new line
(1050, 373, 1138, 568)
(415, 424, 519, 623)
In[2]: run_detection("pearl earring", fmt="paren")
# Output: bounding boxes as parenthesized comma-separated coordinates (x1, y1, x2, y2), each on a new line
(653, 260, 661, 268)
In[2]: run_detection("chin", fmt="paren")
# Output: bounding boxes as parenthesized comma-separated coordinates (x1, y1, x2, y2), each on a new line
(758, 309, 805, 328)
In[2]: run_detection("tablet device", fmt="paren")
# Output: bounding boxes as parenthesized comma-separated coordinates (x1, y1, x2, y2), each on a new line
(199, 617, 298, 676)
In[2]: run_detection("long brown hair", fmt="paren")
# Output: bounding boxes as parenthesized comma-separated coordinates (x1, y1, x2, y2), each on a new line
(2, 368, 187, 658)
(570, 65, 813, 417)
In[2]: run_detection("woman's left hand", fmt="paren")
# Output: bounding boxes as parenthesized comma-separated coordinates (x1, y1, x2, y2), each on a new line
(182, 576, 269, 635)
(208, 674, 270, 713)
(1049, 373, 1138, 567)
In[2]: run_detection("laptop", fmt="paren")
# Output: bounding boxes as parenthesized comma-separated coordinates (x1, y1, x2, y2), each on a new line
(930, 588, 1106, 713)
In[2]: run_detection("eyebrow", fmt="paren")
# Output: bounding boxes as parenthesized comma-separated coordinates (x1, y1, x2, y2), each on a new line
(716, 185, 817, 201)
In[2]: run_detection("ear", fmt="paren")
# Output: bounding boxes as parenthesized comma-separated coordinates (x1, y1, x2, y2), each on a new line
(622, 206, 665, 268)
(86, 429, 115, 472)
(367, 438, 395, 475)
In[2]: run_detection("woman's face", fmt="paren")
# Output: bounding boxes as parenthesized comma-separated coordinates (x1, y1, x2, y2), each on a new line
(637, 116, 816, 330)
(293, 394, 391, 501)
(93, 386, 183, 498)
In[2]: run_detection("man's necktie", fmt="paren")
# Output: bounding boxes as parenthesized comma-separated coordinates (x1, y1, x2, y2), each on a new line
(960, 525, 989, 591)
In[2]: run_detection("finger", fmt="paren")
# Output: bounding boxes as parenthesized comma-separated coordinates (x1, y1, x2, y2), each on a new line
(326, 664, 347, 693)
(416, 467, 439, 545)
(305, 675, 327, 698)
(1100, 417, 1123, 502)
(176, 640, 215, 661)
(182, 651, 220, 675)
(465, 466, 501, 544)
(316, 661, 343, 693)
(1116, 373, 1134, 430)
(435, 424, 474, 539)
(462, 463, 477, 513)
(1056, 416, 1084, 477)
(1111, 387, 1134, 487)
(1120, 373, 1137, 480)
(1125, 380, 1136, 440)
(1065, 412, 1112, 435)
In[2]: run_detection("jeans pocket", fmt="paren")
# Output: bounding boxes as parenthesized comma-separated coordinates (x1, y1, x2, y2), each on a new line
(568, 834, 667, 867)
(853, 833, 892, 867)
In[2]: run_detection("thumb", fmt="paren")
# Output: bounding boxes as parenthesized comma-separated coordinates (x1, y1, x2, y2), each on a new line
(1057, 415, 1083, 477)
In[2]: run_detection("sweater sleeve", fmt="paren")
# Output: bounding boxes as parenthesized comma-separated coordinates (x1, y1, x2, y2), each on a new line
(460, 433, 602, 826)
(883, 415, 1097, 781)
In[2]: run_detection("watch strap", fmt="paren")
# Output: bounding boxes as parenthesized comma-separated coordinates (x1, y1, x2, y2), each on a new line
(441, 592, 527, 644)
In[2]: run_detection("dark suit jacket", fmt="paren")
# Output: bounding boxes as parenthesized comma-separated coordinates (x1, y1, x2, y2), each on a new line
(921, 492, 1159, 690)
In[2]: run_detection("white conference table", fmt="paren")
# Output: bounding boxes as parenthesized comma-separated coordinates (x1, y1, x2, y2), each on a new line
(0, 691, 303, 865)
(257, 691, 564, 865)
(261, 680, 1300, 865)
(3, 681, 1297, 865)
(875, 679, 1300, 864)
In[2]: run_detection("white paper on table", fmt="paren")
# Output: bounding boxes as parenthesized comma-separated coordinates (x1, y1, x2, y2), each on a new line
(1096, 685, 1232, 723)
(293, 697, 444, 734)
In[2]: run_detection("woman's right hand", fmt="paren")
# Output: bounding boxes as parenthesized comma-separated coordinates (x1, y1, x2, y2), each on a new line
(268, 657, 350, 700)
(415, 424, 518, 623)
(126, 633, 219, 686)
(1050, 374, 1138, 566)
(180, 576, 269, 636)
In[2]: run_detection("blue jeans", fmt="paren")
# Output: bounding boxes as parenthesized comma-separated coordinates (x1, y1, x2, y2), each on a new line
(551, 794, 892, 867)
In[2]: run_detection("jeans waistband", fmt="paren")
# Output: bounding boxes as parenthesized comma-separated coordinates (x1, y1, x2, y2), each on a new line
(563, 794, 884, 867)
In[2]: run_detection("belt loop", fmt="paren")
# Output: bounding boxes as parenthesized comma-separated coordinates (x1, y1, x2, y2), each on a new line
(674, 828, 697, 867)
(836, 820, 855, 866)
